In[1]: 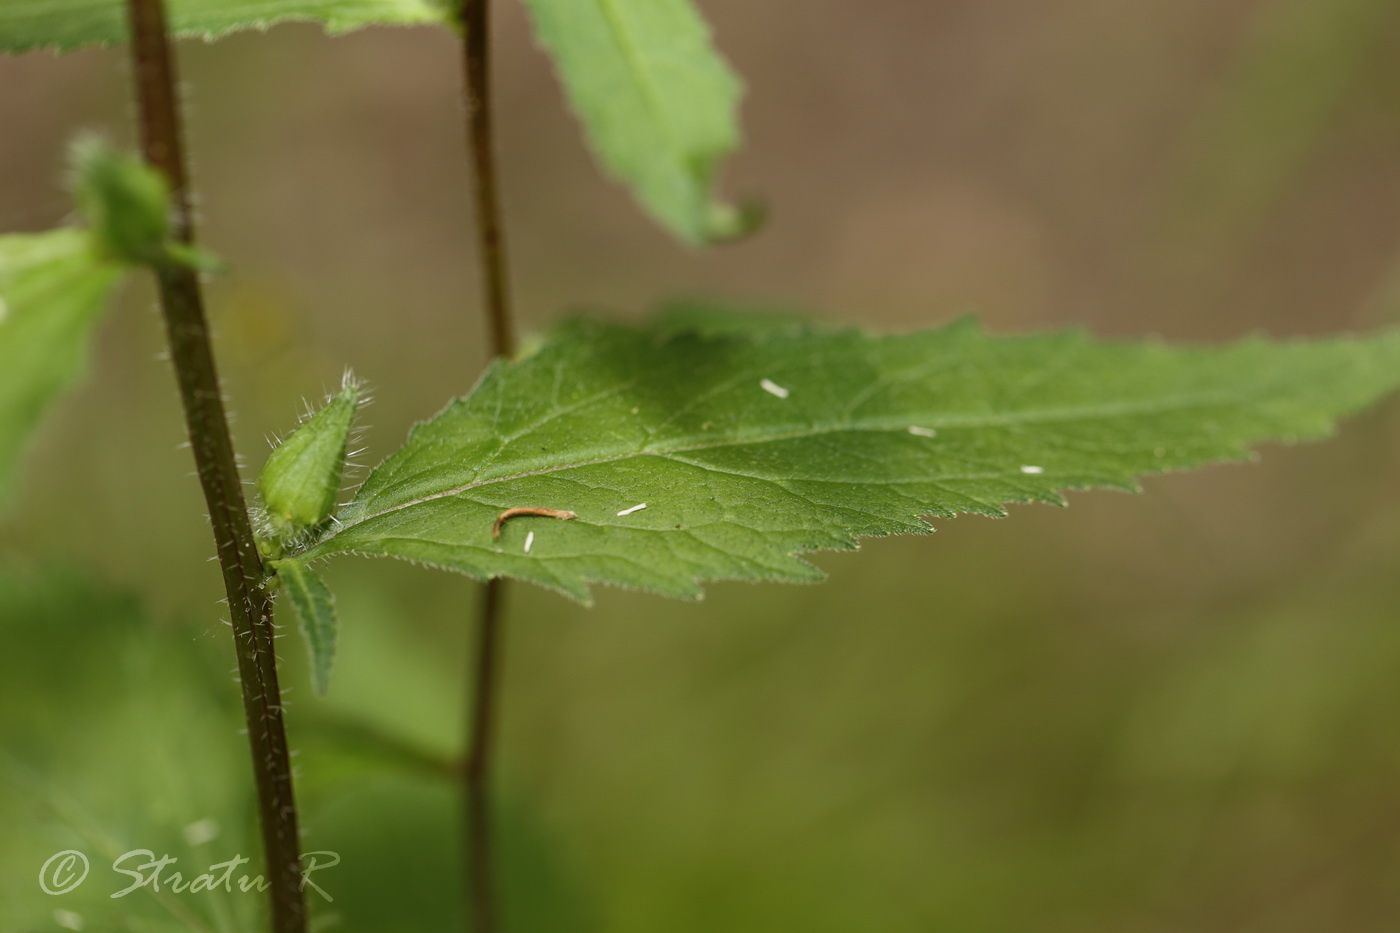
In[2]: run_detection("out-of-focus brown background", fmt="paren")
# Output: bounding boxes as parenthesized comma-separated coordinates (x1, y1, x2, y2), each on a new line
(4, 1, 1400, 930)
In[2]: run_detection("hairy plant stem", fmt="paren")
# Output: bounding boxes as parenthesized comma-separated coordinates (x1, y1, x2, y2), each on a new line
(459, 0, 515, 928)
(126, 2, 306, 930)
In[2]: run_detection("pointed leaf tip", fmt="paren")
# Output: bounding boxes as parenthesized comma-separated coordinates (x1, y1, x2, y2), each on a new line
(520, 0, 746, 245)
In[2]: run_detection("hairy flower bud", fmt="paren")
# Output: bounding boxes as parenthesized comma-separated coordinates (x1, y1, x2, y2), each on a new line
(257, 380, 360, 547)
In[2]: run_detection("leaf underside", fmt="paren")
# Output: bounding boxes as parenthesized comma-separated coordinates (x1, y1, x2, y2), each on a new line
(2, 0, 743, 247)
(0, 230, 122, 506)
(298, 315, 1400, 603)
(0, 0, 448, 53)
(520, 0, 744, 243)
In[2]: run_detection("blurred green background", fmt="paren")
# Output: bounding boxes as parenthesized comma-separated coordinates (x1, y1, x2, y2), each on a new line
(5, 0, 1400, 929)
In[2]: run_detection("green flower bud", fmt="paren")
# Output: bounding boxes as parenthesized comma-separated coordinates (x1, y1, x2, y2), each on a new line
(71, 137, 171, 267)
(257, 380, 360, 547)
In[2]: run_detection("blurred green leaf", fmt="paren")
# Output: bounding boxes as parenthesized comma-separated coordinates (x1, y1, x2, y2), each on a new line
(0, 0, 449, 54)
(1159, 0, 1397, 262)
(0, 230, 123, 507)
(299, 314, 1400, 602)
(0, 565, 257, 932)
(521, 0, 747, 244)
(272, 557, 339, 696)
(304, 776, 600, 933)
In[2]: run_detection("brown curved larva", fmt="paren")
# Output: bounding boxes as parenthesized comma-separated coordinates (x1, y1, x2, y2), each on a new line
(492, 506, 578, 539)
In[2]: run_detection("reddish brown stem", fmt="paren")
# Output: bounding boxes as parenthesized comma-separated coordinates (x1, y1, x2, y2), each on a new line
(461, 0, 516, 361)
(126, 2, 306, 930)
(458, 0, 517, 930)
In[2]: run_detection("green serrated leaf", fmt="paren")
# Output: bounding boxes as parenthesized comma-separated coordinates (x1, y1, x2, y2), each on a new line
(0, 0, 449, 54)
(257, 380, 360, 548)
(521, 0, 746, 244)
(298, 315, 1400, 603)
(0, 229, 123, 507)
(272, 558, 339, 696)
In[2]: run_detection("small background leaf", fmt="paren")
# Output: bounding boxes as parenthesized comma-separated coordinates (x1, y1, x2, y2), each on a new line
(301, 313, 1400, 602)
(521, 0, 745, 244)
(0, 230, 122, 507)
(71, 136, 171, 267)
(274, 557, 340, 695)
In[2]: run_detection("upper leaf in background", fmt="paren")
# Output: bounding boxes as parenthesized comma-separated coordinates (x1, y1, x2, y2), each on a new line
(0, 0, 448, 53)
(1, 0, 748, 246)
(0, 231, 123, 507)
(521, 0, 748, 244)
(300, 314, 1400, 602)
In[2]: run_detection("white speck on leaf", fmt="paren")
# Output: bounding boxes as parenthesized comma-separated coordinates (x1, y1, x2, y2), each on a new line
(524, 531, 535, 553)
(0, 295, 9, 325)
(907, 425, 937, 438)
(759, 378, 790, 399)
(1020, 465, 1044, 474)
(617, 503, 648, 516)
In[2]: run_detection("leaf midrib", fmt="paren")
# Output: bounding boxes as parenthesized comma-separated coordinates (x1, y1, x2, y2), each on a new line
(595, 0, 689, 172)
(320, 387, 1246, 539)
